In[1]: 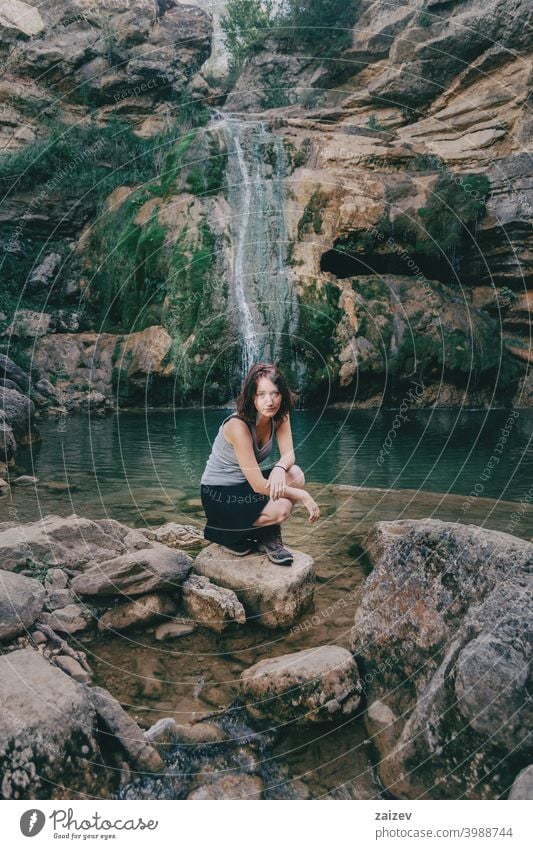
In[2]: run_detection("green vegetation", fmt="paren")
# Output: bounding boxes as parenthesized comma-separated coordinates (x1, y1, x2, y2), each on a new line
(0, 118, 175, 200)
(415, 172, 490, 257)
(221, 0, 361, 77)
(296, 279, 343, 397)
(166, 223, 216, 338)
(334, 213, 392, 257)
(163, 219, 235, 403)
(384, 182, 415, 203)
(283, 137, 312, 172)
(0, 116, 198, 313)
(410, 153, 445, 171)
(498, 286, 516, 306)
(274, 0, 361, 50)
(87, 192, 167, 331)
(221, 0, 274, 77)
(417, 12, 433, 28)
(185, 136, 228, 197)
(152, 131, 196, 198)
(300, 89, 326, 109)
(260, 66, 291, 109)
(335, 171, 490, 267)
(367, 114, 387, 132)
(297, 190, 328, 238)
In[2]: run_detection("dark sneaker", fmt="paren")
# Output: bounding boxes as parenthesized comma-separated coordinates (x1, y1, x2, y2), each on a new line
(219, 538, 253, 556)
(255, 524, 293, 565)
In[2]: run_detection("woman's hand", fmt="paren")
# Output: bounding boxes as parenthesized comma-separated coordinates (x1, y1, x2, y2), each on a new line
(268, 466, 287, 500)
(301, 492, 320, 523)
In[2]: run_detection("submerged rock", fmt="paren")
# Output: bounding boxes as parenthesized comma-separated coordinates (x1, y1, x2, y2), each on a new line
(154, 619, 196, 640)
(240, 645, 363, 727)
(193, 544, 315, 629)
(54, 655, 92, 685)
(97, 593, 177, 633)
(144, 717, 228, 756)
(119, 705, 310, 800)
(350, 518, 533, 800)
(187, 773, 264, 800)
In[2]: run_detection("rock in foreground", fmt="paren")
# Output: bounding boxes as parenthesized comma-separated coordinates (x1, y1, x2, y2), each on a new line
(71, 545, 192, 596)
(0, 514, 153, 572)
(0, 649, 110, 799)
(240, 645, 362, 727)
(350, 519, 533, 800)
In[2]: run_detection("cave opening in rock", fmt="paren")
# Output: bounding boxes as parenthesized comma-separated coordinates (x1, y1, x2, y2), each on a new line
(320, 244, 454, 284)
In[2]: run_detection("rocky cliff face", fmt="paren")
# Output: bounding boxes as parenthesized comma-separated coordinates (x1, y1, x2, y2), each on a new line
(0, 0, 531, 410)
(0, 0, 211, 146)
(224, 0, 532, 405)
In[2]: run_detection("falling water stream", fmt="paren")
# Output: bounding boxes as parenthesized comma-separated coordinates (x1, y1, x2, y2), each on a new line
(212, 110, 299, 373)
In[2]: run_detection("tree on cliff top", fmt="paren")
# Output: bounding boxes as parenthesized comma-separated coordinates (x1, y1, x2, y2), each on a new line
(221, 0, 274, 76)
(274, 0, 360, 49)
(221, 0, 360, 75)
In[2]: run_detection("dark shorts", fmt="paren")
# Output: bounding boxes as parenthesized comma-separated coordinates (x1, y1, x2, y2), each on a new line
(200, 466, 274, 546)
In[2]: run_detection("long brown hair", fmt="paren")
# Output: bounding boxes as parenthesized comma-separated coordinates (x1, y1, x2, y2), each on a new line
(236, 363, 299, 425)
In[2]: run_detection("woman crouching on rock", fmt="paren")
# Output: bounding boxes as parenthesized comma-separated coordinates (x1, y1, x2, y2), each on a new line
(200, 362, 320, 565)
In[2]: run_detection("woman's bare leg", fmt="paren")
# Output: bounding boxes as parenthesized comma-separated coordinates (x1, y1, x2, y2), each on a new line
(253, 497, 292, 528)
(252, 468, 306, 528)
(286, 464, 305, 488)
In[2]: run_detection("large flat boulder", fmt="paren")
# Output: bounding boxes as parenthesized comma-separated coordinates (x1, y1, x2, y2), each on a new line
(71, 545, 192, 596)
(0, 513, 153, 572)
(0, 569, 45, 641)
(193, 544, 315, 629)
(350, 519, 533, 800)
(240, 645, 362, 727)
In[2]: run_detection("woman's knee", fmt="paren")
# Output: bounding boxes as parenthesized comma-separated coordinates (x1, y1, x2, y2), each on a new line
(255, 497, 292, 525)
(287, 464, 305, 487)
(276, 497, 293, 521)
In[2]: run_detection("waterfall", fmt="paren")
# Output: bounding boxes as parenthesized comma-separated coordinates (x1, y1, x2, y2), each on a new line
(230, 123, 259, 373)
(211, 111, 299, 376)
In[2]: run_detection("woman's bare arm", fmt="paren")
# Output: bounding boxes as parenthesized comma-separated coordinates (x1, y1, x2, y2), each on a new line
(225, 419, 316, 512)
(224, 419, 272, 494)
(274, 414, 295, 471)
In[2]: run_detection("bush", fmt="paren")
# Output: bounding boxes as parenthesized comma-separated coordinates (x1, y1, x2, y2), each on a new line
(417, 172, 490, 256)
(297, 190, 328, 238)
(220, 0, 361, 76)
(273, 0, 360, 51)
(221, 0, 274, 77)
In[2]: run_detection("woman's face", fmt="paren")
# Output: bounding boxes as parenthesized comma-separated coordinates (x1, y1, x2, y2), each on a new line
(253, 376, 281, 419)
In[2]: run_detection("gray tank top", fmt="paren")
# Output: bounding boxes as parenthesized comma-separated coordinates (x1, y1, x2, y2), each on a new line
(200, 413, 278, 486)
